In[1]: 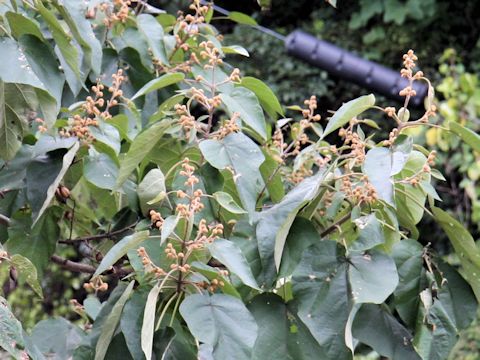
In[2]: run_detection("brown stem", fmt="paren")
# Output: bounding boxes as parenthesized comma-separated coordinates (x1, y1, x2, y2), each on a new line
(50, 255, 132, 277)
(256, 164, 282, 205)
(51, 255, 96, 274)
(59, 222, 138, 244)
(0, 213, 11, 227)
(320, 212, 351, 238)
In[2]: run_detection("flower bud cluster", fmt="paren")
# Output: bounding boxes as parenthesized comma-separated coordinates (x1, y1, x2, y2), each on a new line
(229, 68, 241, 82)
(175, 104, 196, 135)
(83, 276, 108, 292)
(69, 299, 85, 316)
(399, 50, 422, 98)
(383, 128, 399, 146)
(341, 176, 378, 205)
(213, 113, 240, 140)
(339, 128, 366, 164)
(176, 0, 209, 36)
(100, 0, 131, 28)
(0, 250, 8, 264)
(137, 246, 166, 277)
(190, 87, 222, 110)
(60, 70, 124, 144)
(289, 165, 314, 184)
(199, 41, 223, 69)
(302, 96, 321, 122)
(149, 209, 164, 230)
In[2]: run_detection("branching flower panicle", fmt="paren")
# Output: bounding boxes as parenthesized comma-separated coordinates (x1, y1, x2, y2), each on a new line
(59, 69, 125, 144)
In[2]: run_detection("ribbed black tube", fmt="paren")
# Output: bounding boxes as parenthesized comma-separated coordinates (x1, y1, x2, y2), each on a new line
(285, 30, 428, 107)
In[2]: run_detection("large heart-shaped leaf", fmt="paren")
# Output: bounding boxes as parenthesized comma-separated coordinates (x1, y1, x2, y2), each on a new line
(292, 240, 398, 359)
(219, 87, 267, 141)
(248, 293, 328, 360)
(180, 294, 258, 360)
(199, 133, 265, 217)
(116, 120, 173, 188)
(352, 304, 421, 359)
(208, 238, 259, 290)
(256, 171, 325, 286)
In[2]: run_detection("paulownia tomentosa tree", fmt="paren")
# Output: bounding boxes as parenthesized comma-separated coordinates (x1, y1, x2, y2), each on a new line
(1, 1, 480, 359)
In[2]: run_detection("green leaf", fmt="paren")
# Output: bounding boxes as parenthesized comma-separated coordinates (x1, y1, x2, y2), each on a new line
(33, 141, 79, 224)
(94, 231, 150, 276)
(208, 238, 260, 290)
(35, 0, 81, 80)
(350, 213, 385, 251)
(292, 241, 398, 359)
(84, 149, 119, 190)
(132, 73, 185, 100)
(432, 207, 480, 301)
(141, 282, 161, 360)
(6, 207, 60, 276)
(0, 296, 25, 358)
(248, 293, 329, 360)
(322, 94, 375, 138)
(53, 0, 103, 75)
(95, 281, 135, 360)
(0, 38, 53, 90)
(240, 77, 284, 119)
(395, 151, 429, 225)
(259, 151, 284, 203)
(219, 87, 267, 140)
(363, 147, 395, 205)
(179, 294, 258, 360)
(137, 14, 169, 65)
(161, 215, 179, 244)
(90, 122, 121, 156)
(449, 121, 480, 152)
(222, 45, 249, 57)
(199, 133, 265, 217)
(138, 168, 166, 215)
(256, 171, 324, 286)
(437, 262, 477, 330)
(392, 239, 423, 327)
(0, 145, 33, 190)
(413, 289, 458, 360)
(6, 11, 46, 41)
(84, 296, 102, 321)
(121, 288, 149, 360)
(228, 11, 258, 26)
(278, 218, 317, 278)
(10, 254, 43, 298)
(352, 304, 421, 359)
(18, 34, 65, 104)
(213, 191, 247, 214)
(0, 81, 37, 160)
(30, 318, 86, 359)
(116, 120, 173, 188)
(348, 251, 399, 303)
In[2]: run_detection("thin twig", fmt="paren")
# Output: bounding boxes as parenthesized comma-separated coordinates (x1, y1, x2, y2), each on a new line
(50, 255, 96, 274)
(59, 222, 138, 244)
(50, 255, 132, 277)
(320, 212, 351, 238)
(0, 213, 11, 227)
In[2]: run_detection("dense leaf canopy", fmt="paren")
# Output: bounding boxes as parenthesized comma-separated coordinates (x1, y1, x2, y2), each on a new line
(0, 1, 479, 359)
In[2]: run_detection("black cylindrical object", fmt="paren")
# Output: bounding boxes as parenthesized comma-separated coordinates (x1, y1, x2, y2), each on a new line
(285, 30, 428, 107)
